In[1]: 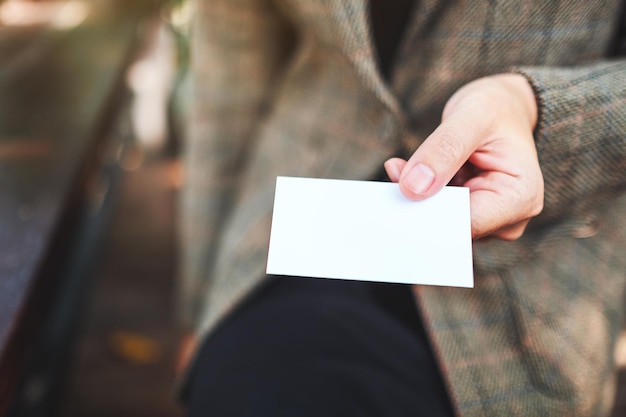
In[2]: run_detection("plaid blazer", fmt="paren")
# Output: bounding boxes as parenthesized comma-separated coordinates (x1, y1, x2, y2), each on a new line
(181, 0, 626, 415)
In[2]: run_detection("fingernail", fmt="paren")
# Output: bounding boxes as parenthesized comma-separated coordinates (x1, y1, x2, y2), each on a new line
(404, 163, 435, 195)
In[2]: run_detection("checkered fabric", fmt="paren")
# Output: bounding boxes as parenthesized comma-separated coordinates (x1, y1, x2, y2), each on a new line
(181, 1, 626, 415)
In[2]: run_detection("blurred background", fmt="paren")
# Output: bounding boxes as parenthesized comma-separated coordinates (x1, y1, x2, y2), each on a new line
(1, 1, 626, 417)
(0, 0, 187, 416)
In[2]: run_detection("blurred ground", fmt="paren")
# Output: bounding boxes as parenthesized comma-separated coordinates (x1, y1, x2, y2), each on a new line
(58, 8, 185, 415)
(63, 151, 183, 417)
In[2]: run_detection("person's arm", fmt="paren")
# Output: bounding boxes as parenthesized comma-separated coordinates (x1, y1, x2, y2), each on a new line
(515, 61, 626, 226)
(180, 0, 295, 331)
(385, 61, 626, 240)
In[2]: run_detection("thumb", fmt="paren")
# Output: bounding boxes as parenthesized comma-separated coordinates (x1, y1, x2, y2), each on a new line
(398, 120, 482, 200)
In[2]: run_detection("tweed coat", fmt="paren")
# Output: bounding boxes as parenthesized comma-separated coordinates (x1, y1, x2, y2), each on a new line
(181, 0, 626, 415)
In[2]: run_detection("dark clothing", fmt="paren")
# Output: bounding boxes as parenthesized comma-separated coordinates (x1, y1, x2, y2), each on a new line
(185, 277, 455, 417)
(369, 0, 417, 80)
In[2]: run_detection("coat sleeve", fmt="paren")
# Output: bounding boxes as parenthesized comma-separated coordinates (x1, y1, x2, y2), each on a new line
(179, 0, 294, 330)
(515, 60, 626, 228)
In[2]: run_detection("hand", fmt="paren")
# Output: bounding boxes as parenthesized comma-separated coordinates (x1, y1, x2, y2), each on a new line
(384, 74, 544, 240)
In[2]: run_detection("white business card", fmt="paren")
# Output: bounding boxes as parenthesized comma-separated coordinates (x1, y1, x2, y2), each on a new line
(266, 177, 473, 288)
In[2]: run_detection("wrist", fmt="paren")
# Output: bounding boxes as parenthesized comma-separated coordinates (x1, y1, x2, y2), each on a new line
(497, 73, 539, 131)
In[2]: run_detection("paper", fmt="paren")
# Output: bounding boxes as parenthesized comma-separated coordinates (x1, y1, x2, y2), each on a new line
(266, 177, 473, 288)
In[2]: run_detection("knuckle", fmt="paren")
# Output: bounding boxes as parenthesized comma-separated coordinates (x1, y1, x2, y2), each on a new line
(496, 225, 526, 241)
(530, 197, 544, 218)
(514, 170, 544, 219)
(523, 178, 544, 218)
(432, 129, 468, 166)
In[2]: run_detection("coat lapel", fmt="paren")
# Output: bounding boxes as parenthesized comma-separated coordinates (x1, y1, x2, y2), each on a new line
(326, 0, 403, 115)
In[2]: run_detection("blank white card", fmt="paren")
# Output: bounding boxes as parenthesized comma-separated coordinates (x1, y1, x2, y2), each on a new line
(266, 177, 473, 288)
